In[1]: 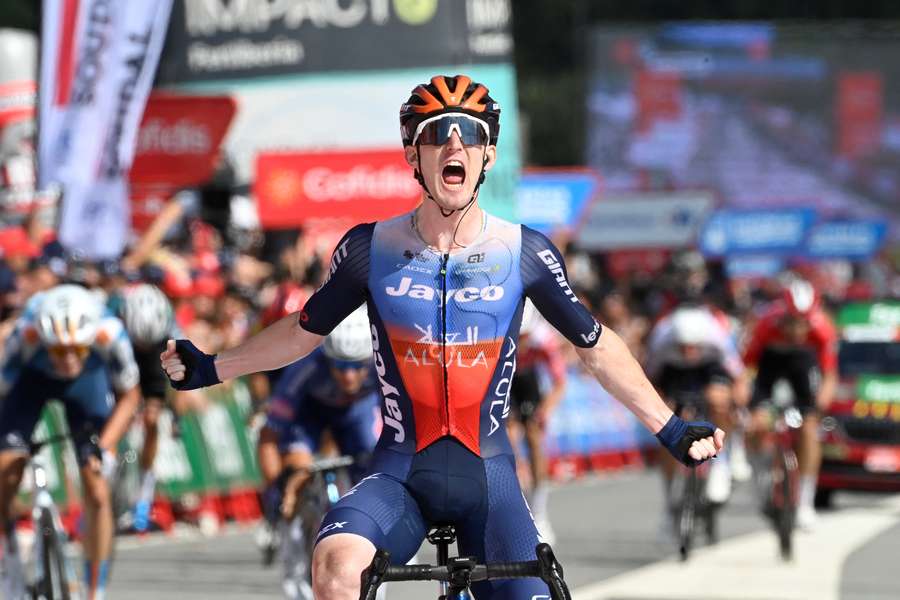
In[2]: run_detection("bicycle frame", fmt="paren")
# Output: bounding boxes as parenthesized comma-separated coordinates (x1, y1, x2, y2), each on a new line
(26, 435, 82, 599)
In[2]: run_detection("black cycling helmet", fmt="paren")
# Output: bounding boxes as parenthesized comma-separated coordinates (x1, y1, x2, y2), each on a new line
(399, 75, 501, 147)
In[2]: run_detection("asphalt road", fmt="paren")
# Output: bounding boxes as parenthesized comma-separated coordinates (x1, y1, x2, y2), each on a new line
(105, 470, 900, 599)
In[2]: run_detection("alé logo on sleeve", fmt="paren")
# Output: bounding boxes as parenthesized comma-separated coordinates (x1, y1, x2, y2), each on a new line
(385, 276, 504, 303)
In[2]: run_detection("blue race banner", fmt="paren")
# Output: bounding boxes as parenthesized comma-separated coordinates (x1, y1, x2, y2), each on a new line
(515, 169, 599, 233)
(805, 220, 888, 260)
(699, 207, 817, 256)
(725, 255, 785, 278)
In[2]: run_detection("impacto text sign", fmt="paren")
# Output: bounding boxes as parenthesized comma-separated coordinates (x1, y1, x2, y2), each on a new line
(254, 149, 421, 228)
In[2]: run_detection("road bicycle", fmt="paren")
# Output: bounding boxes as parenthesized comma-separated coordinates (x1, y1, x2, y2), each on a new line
(7, 434, 83, 600)
(359, 523, 571, 600)
(758, 380, 803, 561)
(668, 392, 719, 561)
(257, 455, 356, 599)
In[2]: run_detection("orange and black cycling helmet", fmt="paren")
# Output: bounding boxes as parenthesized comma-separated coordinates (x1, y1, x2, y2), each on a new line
(400, 75, 501, 147)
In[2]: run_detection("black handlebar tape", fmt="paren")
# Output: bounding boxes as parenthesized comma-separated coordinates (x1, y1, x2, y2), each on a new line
(383, 564, 436, 581)
(485, 561, 540, 579)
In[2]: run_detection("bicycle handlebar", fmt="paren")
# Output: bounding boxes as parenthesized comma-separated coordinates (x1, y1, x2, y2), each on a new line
(308, 455, 355, 473)
(27, 434, 71, 456)
(359, 543, 571, 600)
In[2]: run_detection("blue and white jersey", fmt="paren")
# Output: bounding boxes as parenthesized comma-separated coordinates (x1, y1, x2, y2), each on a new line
(0, 290, 140, 395)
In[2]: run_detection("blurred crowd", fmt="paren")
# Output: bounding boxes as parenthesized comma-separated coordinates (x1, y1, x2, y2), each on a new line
(1, 186, 899, 391)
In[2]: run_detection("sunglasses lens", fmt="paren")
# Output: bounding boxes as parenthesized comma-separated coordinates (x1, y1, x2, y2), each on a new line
(417, 116, 489, 146)
(330, 359, 367, 372)
(49, 345, 89, 359)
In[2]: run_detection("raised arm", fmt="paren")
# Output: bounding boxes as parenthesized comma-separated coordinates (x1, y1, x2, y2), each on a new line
(520, 225, 723, 465)
(161, 223, 374, 391)
(160, 314, 324, 385)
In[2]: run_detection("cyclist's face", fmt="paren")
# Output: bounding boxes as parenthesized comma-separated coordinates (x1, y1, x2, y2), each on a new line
(781, 317, 810, 344)
(47, 344, 89, 378)
(406, 131, 496, 211)
(678, 343, 703, 364)
(330, 365, 369, 395)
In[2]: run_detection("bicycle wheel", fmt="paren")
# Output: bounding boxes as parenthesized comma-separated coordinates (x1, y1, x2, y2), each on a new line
(678, 470, 697, 561)
(770, 451, 796, 561)
(36, 508, 72, 600)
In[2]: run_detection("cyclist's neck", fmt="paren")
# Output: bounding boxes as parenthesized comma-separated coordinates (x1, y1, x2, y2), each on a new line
(413, 202, 485, 254)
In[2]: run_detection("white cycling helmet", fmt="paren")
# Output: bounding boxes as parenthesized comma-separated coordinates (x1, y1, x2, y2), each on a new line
(121, 283, 173, 346)
(670, 307, 710, 347)
(35, 284, 102, 347)
(323, 305, 373, 362)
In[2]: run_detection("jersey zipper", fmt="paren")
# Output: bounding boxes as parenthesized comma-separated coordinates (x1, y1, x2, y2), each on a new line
(440, 253, 450, 432)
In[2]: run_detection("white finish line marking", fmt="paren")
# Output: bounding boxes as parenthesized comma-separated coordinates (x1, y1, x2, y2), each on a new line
(573, 495, 900, 600)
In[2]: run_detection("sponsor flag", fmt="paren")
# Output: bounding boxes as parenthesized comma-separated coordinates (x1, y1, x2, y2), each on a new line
(38, 0, 173, 259)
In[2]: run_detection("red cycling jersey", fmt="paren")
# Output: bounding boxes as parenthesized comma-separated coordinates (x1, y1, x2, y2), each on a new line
(742, 302, 838, 374)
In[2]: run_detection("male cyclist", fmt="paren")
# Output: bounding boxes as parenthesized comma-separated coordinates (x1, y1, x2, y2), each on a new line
(116, 283, 192, 532)
(646, 306, 744, 538)
(507, 300, 566, 543)
(162, 75, 724, 599)
(257, 306, 380, 600)
(744, 278, 837, 530)
(0, 284, 140, 599)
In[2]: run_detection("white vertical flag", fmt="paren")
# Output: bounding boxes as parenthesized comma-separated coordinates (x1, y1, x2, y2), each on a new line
(39, 0, 173, 259)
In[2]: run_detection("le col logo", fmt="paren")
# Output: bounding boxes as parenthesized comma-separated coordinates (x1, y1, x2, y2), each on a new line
(581, 320, 600, 345)
(386, 276, 504, 303)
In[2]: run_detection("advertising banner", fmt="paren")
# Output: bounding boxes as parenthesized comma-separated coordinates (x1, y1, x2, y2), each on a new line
(38, 0, 173, 259)
(0, 29, 38, 128)
(837, 71, 883, 160)
(576, 191, 714, 250)
(805, 219, 887, 260)
(157, 0, 512, 83)
(254, 148, 422, 228)
(129, 93, 237, 187)
(699, 207, 817, 256)
(515, 169, 599, 233)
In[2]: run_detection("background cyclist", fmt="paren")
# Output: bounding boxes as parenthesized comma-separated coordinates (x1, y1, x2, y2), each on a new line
(162, 74, 724, 600)
(646, 306, 745, 539)
(743, 277, 838, 530)
(116, 282, 196, 533)
(257, 306, 380, 600)
(507, 299, 567, 543)
(0, 284, 140, 600)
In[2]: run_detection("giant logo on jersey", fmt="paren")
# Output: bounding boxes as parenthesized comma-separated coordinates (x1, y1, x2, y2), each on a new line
(385, 276, 504, 303)
(537, 248, 578, 303)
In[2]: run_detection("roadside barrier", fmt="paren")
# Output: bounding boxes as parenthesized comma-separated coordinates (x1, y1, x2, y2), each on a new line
(18, 369, 652, 533)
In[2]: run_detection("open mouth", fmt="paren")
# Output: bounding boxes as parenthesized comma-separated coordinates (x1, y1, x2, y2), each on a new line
(441, 161, 466, 187)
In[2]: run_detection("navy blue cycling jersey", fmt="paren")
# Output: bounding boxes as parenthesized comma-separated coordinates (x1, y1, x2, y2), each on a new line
(265, 349, 380, 456)
(300, 210, 599, 465)
(301, 210, 600, 598)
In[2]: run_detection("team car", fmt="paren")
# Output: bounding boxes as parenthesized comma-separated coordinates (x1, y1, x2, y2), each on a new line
(817, 301, 900, 507)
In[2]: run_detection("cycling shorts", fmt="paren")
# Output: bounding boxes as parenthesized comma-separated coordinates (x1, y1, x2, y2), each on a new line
(133, 341, 170, 401)
(315, 438, 550, 599)
(750, 347, 820, 414)
(0, 366, 114, 467)
(509, 369, 542, 423)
